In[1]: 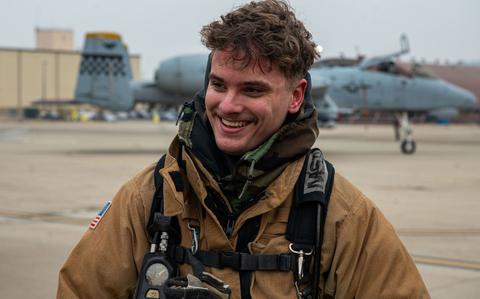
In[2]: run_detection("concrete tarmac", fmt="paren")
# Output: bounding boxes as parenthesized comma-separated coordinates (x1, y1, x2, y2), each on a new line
(0, 120, 479, 298)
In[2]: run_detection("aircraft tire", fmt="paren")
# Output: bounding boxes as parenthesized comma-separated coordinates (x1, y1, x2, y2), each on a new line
(401, 140, 416, 154)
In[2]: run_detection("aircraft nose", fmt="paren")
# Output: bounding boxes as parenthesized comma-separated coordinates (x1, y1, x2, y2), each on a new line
(450, 85, 478, 110)
(461, 90, 478, 110)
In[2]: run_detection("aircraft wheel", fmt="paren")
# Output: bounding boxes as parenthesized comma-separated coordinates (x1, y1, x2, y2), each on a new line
(401, 140, 416, 154)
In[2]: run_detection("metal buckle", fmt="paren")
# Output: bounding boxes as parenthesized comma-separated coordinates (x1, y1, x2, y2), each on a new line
(220, 251, 241, 269)
(187, 223, 199, 255)
(289, 243, 313, 281)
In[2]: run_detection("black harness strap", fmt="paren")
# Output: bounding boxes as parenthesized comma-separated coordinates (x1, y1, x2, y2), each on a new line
(147, 155, 167, 238)
(147, 149, 334, 298)
(203, 189, 234, 237)
(172, 247, 294, 271)
(168, 171, 184, 192)
(236, 215, 261, 299)
(148, 155, 181, 250)
(286, 149, 332, 246)
(286, 149, 334, 298)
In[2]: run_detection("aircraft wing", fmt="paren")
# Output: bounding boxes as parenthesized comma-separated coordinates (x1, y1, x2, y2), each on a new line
(130, 81, 187, 105)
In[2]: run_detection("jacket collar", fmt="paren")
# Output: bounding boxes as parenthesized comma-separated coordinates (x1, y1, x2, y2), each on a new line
(161, 138, 305, 230)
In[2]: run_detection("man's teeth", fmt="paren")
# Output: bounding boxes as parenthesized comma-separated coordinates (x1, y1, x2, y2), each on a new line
(221, 118, 247, 128)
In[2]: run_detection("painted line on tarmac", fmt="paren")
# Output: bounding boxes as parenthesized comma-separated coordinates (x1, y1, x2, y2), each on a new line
(398, 228, 480, 236)
(413, 255, 480, 271)
(0, 209, 90, 226)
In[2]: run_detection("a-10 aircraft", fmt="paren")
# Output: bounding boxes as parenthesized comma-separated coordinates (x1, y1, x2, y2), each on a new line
(75, 32, 477, 154)
(310, 35, 477, 153)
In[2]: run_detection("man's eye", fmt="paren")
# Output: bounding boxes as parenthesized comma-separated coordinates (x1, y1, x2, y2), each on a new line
(243, 87, 265, 97)
(210, 81, 226, 91)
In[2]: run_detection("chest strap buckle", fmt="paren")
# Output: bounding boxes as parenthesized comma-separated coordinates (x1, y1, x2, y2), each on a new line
(187, 223, 200, 255)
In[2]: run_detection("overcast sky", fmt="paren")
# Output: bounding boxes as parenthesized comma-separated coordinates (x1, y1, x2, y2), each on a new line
(1, 0, 479, 79)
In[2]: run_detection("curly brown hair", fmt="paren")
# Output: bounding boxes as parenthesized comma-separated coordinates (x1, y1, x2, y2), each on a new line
(200, 0, 319, 81)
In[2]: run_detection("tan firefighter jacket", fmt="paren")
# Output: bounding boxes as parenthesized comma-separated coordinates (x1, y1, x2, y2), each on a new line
(57, 140, 430, 299)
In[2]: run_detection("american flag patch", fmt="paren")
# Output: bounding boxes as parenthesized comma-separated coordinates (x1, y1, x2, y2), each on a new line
(89, 201, 112, 230)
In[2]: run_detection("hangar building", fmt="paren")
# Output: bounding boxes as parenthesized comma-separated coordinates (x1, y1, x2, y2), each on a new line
(0, 29, 140, 112)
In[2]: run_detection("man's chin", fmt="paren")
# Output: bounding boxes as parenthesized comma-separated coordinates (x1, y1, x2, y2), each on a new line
(216, 140, 250, 156)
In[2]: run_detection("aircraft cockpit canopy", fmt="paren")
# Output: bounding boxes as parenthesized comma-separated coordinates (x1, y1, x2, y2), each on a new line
(410, 64, 438, 78)
(366, 61, 438, 79)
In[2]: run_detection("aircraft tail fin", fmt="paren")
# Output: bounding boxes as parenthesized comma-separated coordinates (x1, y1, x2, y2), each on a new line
(74, 32, 134, 111)
(399, 34, 410, 55)
(359, 34, 410, 70)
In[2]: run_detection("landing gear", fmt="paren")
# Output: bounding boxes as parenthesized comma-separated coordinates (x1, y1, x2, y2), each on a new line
(401, 139, 416, 154)
(393, 118, 400, 141)
(395, 112, 416, 154)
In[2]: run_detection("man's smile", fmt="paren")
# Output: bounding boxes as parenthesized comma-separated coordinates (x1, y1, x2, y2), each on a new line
(219, 116, 251, 129)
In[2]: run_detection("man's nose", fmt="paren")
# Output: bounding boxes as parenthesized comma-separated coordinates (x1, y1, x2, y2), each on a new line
(218, 91, 243, 114)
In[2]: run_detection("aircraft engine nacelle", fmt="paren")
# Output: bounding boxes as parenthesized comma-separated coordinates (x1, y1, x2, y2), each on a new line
(154, 54, 209, 97)
(427, 107, 459, 121)
(315, 95, 339, 123)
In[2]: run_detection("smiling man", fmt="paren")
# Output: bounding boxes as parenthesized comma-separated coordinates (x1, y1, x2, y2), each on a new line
(57, 1, 429, 298)
(206, 50, 306, 155)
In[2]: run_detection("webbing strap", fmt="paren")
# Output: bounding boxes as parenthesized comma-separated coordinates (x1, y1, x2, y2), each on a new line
(286, 149, 333, 247)
(236, 216, 261, 299)
(147, 155, 167, 238)
(172, 246, 294, 272)
(285, 149, 335, 299)
(148, 155, 182, 250)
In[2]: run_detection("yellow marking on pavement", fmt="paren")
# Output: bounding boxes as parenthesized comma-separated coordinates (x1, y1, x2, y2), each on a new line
(398, 228, 480, 236)
(413, 255, 480, 271)
(0, 209, 89, 226)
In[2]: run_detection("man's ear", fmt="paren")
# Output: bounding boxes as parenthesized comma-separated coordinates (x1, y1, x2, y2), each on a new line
(288, 78, 307, 113)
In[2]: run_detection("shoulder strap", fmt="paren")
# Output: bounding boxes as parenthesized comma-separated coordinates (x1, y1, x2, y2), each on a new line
(147, 155, 167, 239)
(286, 148, 335, 298)
(236, 215, 261, 299)
(286, 149, 334, 246)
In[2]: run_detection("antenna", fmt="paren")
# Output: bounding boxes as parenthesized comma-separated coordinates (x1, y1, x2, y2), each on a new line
(400, 34, 410, 54)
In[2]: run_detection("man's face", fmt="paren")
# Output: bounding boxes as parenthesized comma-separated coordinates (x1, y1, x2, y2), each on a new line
(205, 50, 307, 155)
